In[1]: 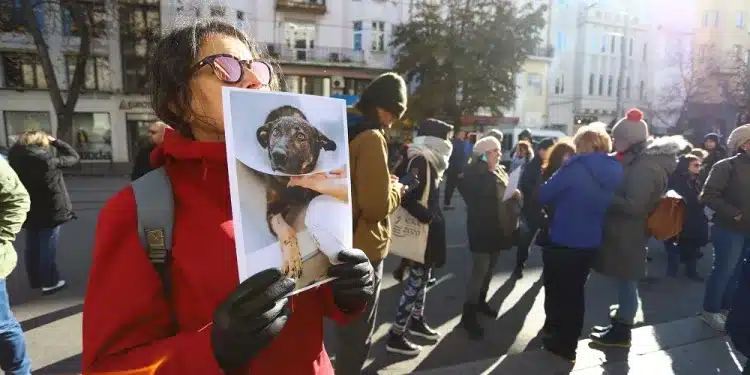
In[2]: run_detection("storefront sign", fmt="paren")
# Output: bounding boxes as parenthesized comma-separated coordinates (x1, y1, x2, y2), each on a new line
(120, 100, 151, 110)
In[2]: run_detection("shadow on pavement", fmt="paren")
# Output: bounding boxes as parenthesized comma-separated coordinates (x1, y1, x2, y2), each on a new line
(409, 278, 543, 372)
(33, 353, 81, 374)
(20, 303, 83, 332)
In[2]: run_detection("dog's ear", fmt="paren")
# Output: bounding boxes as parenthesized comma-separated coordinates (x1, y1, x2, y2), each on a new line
(257, 124, 270, 149)
(316, 129, 337, 151)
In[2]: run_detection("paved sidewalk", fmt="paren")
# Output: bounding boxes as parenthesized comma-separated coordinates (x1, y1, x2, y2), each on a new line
(406, 317, 746, 375)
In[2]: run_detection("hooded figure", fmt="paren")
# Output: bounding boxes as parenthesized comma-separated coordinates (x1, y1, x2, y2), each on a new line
(699, 132, 727, 184)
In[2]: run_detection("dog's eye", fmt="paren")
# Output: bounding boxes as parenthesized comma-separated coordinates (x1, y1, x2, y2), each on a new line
(296, 133, 306, 141)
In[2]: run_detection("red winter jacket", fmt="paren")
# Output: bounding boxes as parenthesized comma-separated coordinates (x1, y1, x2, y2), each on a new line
(82, 129, 357, 374)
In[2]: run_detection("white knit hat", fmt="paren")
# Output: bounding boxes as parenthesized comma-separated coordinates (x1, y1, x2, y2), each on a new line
(474, 136, 502, 155)
(727, 124, 750, 153)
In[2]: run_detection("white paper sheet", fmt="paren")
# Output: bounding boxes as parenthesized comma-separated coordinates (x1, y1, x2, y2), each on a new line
(503, 166, 523, 201)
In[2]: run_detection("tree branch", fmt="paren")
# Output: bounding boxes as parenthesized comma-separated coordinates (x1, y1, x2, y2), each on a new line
(21, 0, 64, 112)
(65, 1, 91, 113)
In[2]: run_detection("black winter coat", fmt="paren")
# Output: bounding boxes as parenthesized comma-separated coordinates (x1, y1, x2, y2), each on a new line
(8, 140, 80, 229)
(131, 144, 156, 181)
(519, 155, 543, 228)
(668, 160, 709, 247)
(401, 155, 446, 268)
(458, 160, 520, 253)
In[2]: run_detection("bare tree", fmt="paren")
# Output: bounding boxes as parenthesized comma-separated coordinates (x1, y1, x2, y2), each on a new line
(15, 0, 114, 143)
(648, 42, 721, 131)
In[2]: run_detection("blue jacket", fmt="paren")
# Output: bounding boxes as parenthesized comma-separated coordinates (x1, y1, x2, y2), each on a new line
(538, 153, 623, 249)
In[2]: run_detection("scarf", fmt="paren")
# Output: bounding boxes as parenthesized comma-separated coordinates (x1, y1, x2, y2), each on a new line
(407, 136, 453, 181)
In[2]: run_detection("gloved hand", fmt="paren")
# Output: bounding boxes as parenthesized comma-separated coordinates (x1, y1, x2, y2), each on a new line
(211, 268, 295, 372)
(327, 249, 375, 313)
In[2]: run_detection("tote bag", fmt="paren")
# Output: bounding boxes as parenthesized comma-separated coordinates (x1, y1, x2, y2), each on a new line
(389, 158, 432, 263)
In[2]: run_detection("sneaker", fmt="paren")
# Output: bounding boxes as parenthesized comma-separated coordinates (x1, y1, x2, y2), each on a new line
(386, 333, 422, 355)
(409, 318, 440, 340)
(42, 280, 66, 295)
(700, 311, 727, 332)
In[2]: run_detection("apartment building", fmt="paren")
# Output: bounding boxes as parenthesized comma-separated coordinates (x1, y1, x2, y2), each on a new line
(503, 0, 555, 129)
(688, 0, 750, 137)
(547, 0, 655, 134)
(0, 0, 406, 166)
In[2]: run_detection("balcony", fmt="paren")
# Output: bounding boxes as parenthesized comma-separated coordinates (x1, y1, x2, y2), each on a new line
(266, 44, 365, 66)
(276, 0, 327, 15)
(529, 45, 555, 59)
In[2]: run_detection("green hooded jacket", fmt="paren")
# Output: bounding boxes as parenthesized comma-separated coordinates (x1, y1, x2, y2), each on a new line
(0, 157, 29, 279)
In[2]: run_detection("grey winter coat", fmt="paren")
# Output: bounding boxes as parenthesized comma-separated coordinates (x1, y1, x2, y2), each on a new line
(700, 152, 750, 233)
(595, 136, 690, 280)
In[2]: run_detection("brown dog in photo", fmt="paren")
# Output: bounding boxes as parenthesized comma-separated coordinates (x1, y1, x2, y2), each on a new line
(255, 105, 337, 278)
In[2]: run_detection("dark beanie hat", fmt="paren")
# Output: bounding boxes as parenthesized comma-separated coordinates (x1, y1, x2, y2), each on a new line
(703, 133, 720, 144)
(538, 138, 555, 151)
(519, 128, 532, 140)
(354, 72, 408, 119)
(417, 118, 454, 140)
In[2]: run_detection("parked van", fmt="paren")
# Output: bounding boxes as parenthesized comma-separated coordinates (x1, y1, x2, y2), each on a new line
(496, 128, 568, 166)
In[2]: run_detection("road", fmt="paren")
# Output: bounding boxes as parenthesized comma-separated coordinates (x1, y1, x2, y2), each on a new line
(9, 177, 719, 374)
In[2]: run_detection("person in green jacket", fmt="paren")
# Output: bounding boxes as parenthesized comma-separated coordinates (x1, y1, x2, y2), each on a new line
(0, 156, 31, 373)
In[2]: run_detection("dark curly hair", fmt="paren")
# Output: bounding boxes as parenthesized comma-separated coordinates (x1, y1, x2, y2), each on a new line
(148, 20, 281, 139)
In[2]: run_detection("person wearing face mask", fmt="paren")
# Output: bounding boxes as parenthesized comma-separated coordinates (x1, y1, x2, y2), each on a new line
(698, 124, 750, 332)
(664, 154, 708, 281)
(457, 136, 521, 340)
(338, 72, 409, 375)
(82, 21, 375, 375)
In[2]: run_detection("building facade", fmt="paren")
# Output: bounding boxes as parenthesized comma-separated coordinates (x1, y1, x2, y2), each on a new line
(504, 0, 555, 129)
(0, 0, 407, 167)
(547, 0, 655, 134)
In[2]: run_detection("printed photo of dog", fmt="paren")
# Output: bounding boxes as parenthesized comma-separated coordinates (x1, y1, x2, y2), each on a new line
(254, 105, 338, 280)
(223, 88, 352, 291)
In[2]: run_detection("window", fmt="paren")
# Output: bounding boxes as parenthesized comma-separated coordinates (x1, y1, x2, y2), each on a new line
(556, 31, 567, 52)
(282, 75, 331, 97)
(284, 21, 316, 60)
(607, 75, 613, 96)
(745, 50, 750, 64)
(371, 21, 385, 52)
(236, 10, 245, 28)
(601, 35, 607, 53)
(598, 75, 604, 95)
(353, 21, 363, 51)
(0, 0, 44, 32)
(628, 37, 634, 57)
(589, 74, 595, 95)
(610, 35, 616, 53)
(65, 55, 111, 91)
(3, 111, 52, 147)
(344, 78, 370, 95)
(209, 5, 225, 17)
(642, 42, 648, 62)
(738, 12, 745, 28)
(626, 77, 631, 98)
(528, 73, 543, 95)
(119, 3, 159, 94)
(2, 53, 47, 89)
(734, 44, 743, 59)
(62, 1, 108, 38)
(639, 80, 644, 100)
(73, 113, 112, 161)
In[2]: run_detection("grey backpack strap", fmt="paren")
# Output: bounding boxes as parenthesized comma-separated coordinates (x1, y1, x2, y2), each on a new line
(130, 166, 177, 332)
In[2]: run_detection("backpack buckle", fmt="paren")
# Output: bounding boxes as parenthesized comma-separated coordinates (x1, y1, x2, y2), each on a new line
(145, 228, 168, 263)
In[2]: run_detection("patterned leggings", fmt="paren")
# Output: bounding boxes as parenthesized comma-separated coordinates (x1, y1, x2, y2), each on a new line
(391, 263, 432, 335)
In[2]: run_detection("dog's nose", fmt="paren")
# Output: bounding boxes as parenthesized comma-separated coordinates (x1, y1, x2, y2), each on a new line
(271, 150, 288, 166)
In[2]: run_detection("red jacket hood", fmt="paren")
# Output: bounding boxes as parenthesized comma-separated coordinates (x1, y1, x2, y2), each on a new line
(150, 128, 228, 169)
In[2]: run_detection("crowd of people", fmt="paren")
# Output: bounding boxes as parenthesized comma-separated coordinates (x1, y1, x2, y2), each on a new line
(0, 19, 746, 375)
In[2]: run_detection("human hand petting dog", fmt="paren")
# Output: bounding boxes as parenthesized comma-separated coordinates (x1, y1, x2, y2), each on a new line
(211, 268, 295, 372)
(288, 168, 349, 202)
(327, 249, 375, 313)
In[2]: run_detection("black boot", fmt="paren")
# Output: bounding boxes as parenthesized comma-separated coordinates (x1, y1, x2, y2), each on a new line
(460, 303, 484, 340)
(477, 285, 499, 317)
(590, 321, 632, 347)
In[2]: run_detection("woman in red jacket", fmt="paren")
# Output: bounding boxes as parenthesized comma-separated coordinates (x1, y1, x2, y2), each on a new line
(82, 21, 374, 375)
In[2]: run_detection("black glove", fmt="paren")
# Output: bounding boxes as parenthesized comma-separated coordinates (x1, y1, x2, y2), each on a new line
(327, 249, 375, 313)
(211, 269, 295, 372)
